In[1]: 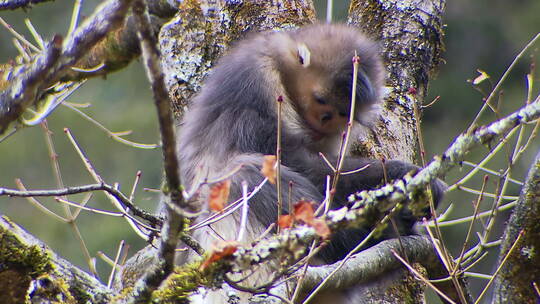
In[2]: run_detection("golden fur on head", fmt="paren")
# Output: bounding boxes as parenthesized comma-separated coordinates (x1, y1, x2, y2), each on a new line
(270, 24, 384, 141)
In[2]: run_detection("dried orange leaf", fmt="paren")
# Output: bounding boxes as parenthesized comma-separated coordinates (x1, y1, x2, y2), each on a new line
(261, 155, 277, 184)
(292, 201, 331, 239)
(278, 214, 294, 229)
(293, 200, 315, 224)
(472, 69, 490, 85)
(200, 242, 238, 270)
(208, 180, 231, 212)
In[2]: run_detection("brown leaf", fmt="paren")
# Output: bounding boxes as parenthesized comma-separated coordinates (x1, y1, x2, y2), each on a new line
(292, 201, 331, 239)
(200, 241, 238, 270)
(293, 200, 316, 224)
(261, 155, 277, 184)
(208, 180, 231, 212)
(278, 214, 294, 229)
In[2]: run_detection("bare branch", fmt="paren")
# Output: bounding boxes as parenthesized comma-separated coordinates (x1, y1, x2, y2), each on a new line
(58, 14, 164, 82)
(0, 0, 133, 134)
(299, 236, 438, 295)
(125, 0, 187, 302)
(0, 183, 161, 227)
(0, 35, 62, 132)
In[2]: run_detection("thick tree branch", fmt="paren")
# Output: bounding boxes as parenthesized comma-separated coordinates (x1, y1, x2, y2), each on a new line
(0, 35, 62, 131)
(58, 15, 163, 82)
(0, 216, 111, 303)
(492, 151, 540, 303)
(300, 236, 438, 292)
(124, 0, 187, 303)
(0, 0, 133, 134)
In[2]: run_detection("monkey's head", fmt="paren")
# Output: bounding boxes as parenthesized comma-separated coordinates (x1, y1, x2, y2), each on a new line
(274, 25, 384, 141)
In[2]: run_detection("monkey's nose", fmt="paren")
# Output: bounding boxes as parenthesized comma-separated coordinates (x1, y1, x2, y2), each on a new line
(321, 112, 333, 123)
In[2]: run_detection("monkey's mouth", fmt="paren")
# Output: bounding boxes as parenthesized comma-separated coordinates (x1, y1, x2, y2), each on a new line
(304, 120, 327, 141)
(308, 128, 326, 141)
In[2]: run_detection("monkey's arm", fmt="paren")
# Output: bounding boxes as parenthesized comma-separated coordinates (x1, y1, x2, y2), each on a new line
(299, 156, 446, 263)
(290, 154, 446, 209)
(336, 158, 445, 206)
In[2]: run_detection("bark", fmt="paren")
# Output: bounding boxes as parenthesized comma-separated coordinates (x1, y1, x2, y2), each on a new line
(492, 151, 540, 304)
(349, 0, 445, 161)
(0, 216, 112, 304)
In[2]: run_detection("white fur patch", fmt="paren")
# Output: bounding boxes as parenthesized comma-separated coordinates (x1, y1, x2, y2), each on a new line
(297, 43, 311, 67)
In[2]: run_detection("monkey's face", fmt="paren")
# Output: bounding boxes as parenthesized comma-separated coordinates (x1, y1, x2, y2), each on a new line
(280, 62, 352, 141)
(302, 93, 349, 141)
(274, 26, 383, 140)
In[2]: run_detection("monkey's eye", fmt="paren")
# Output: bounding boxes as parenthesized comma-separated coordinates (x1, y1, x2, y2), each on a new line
(338, 111, 348, 118)
(314, 95, 327, 105)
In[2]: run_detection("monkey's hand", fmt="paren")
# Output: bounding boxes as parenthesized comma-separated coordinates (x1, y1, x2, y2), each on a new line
(314, 158, 446, 263)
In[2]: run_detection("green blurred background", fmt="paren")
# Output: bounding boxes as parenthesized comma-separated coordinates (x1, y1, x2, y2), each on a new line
(0, 0, 539, 300)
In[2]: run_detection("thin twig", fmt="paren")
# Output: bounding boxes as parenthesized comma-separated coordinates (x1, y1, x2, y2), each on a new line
(474, 230, 524, 304)
(107, 240, 126, 288)
(468, 33, 540, 130)
(276, 96, 284, 231)
(0, 182, 160, 227)
(237, 181, 250, 242)
(329, 54, 360, 205)
(392, 250, 457, 304)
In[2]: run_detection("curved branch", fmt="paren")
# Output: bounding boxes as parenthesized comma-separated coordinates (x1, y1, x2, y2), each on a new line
(0, 0, 133, 134)
(0, 183, 161, 227)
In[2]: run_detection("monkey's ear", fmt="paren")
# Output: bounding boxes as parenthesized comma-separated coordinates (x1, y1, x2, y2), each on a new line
(297, 43, 311, 68)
